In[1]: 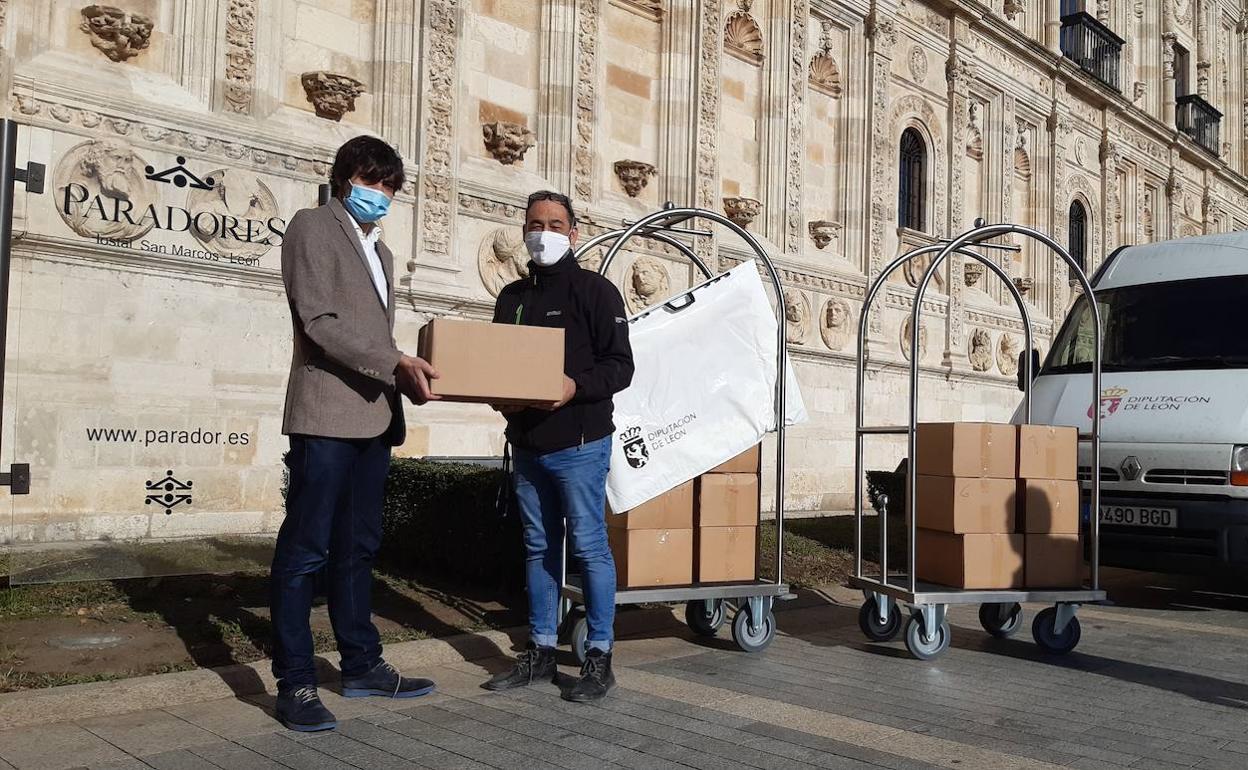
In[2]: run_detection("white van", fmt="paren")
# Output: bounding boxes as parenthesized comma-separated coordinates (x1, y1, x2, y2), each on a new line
(1021, 231, 1248, 576)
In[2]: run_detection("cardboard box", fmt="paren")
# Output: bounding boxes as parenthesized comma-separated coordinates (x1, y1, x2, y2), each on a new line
(696, 526, 757, 583)
(708, 445, 761, 474)
(916, 530, 1025, 589)
(1018, 425, 1079, 480)
(608, 481, 694, 530)
(696, 474, 759, 527)
(911, 475, 1017, 534)
(1020, 479, 1080, 534)
(416, 318, 564, 405)
(1026, 533, 1082, 588)
(916, 423, 1017, 479)
(608, 528, 693, 588)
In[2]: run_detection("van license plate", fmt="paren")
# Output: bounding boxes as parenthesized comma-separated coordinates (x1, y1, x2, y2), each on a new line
(1098, 506, 1178, 528)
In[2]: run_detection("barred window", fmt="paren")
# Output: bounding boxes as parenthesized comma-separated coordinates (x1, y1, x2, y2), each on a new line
(1068, 200, 1088, 280)
(898, 128, 927, 231)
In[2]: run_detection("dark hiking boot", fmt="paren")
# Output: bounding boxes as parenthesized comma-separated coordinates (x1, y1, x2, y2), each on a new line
(484, 644, 557, 691)
(563, 648, 615, 703)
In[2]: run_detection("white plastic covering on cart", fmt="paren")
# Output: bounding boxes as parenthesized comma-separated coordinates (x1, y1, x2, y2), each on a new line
(606, 261, 807, 513)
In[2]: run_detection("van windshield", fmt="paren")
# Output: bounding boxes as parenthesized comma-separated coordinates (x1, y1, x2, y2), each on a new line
(1047, 275, 1248, 373)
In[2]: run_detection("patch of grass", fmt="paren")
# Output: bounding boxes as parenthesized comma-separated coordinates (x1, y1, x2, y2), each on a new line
(761, 515, 908, 589)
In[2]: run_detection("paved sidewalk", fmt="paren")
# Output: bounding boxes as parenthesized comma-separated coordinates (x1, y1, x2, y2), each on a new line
(0, 572, 1246, 769)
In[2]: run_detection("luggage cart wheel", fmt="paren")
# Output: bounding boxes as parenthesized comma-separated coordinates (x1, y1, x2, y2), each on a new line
(904, 613, 951, 660)
(1032, 606, 1082, 655)
(858, 599, 902, 642)
(685, 599, 726, 637)
(731, 606, 776, 653)
(568, 610, 590, 665)
(978, 602, 1024, 639)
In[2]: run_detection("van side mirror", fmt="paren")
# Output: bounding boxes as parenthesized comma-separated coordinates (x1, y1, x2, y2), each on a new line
(1016, 349, 1041, 391)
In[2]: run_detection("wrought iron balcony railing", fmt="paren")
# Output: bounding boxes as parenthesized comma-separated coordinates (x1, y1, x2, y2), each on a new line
(1176, 94, 1223, 156)
(1060, 12, 1124, 92)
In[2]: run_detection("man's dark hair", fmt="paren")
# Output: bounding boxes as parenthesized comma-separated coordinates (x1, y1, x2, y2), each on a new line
(526, 190, 578, 227)
(330, 136, 405, 198)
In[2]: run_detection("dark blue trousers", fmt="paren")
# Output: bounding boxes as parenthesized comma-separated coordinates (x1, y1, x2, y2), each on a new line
(271, 434, 390, 692)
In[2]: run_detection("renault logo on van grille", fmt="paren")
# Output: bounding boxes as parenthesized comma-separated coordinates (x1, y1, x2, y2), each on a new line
(1121, 456, 1143, 481)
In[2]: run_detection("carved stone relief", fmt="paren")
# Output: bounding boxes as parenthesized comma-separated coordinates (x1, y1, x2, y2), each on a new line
(723, 197, 761, 228)
(224, 1, 257, 114)
(900, 316, 928, 362)
(808, 220, 841, 250)
(784, 289, 811, 344)
(626, 255, 671, 314)
(478, 228, 530, 297)
(301, 72, 366, 121)
(820, 298, 852, 351)
(809, 21, 842, 97)
(54, 139, 156, 241)
(79, 5, 153, 62)
(417, 0, 460, 261)
(725, 0, 764, 65)
(574, 0, 600, 200)
(613, 160, 657, 198)
(482, 122, 537, 166)
(997, 334, 1020, 376)
(185, 169, 279, 259)
(908, 46, 929, 83)
(968, 329, 993, 371)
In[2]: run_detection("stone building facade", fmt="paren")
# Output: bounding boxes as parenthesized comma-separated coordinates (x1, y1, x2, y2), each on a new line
(1, 0, 1246, 556)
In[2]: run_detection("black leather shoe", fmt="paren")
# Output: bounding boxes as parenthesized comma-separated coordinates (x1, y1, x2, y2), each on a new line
(483, 644, 557, 691)
(341, 660, 436, 699)
(563, 648, 615, 703)
(275, 686, 337, 732)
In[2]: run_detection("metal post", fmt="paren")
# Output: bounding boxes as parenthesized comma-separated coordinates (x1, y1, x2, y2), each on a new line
(0, 120, 17, 436)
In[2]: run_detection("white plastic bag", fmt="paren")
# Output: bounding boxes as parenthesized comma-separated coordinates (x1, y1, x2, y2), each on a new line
(606, 262, 808, 513)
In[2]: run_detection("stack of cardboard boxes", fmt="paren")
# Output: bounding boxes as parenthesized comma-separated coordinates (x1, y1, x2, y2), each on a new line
(914, 422, 1081, 590)
(609, 445, 761, 588)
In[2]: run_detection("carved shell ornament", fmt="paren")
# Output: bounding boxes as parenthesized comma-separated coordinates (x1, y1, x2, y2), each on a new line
(724, 0, 764, 64)
(809, 21, 842, 97)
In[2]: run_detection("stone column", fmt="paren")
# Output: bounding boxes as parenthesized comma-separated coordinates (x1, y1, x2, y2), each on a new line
(657, 3, 698, 206)
(1165, 164, 1183, 240)
(376, 0, 420, 159)
(571, 0, 602, 204)
(537, 0, 577, 194)
(1196, 2, 1211, 99)
(1162, 31, 1178, 126)
(693, 0, 723, 266)
(1045, 0, 1062, 55)
(413, 0, 461, 271)
(863, 1, 900, 347)
(944, 25, 976, 365)
(772, 0, 809, 255)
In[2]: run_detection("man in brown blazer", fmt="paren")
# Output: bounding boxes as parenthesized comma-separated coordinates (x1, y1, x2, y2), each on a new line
(273, 136, 439, 732)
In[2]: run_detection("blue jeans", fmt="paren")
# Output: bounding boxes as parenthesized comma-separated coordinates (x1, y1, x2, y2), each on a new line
(513, 436, 615, 652)
(271, 435, 390, 692)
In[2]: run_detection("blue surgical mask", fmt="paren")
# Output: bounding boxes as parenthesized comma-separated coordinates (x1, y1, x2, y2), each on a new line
(343, 184, 392, 223)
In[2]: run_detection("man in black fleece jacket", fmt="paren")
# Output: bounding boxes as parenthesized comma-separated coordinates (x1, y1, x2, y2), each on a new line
(484, 191, 634, 703)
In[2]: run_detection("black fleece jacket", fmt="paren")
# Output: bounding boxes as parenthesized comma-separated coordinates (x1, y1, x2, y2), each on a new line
(492, 252, 635, 453)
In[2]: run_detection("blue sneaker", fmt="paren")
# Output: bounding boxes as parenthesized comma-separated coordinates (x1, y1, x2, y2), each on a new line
(341, 660, 436, 699)
(275, 686, 337, 732)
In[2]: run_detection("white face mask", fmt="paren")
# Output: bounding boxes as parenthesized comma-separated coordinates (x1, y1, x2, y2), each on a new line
(524, 231, 571, 267)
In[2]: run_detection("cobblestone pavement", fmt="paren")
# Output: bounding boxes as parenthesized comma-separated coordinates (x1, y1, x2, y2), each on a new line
(0, 570, 1245, 770)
